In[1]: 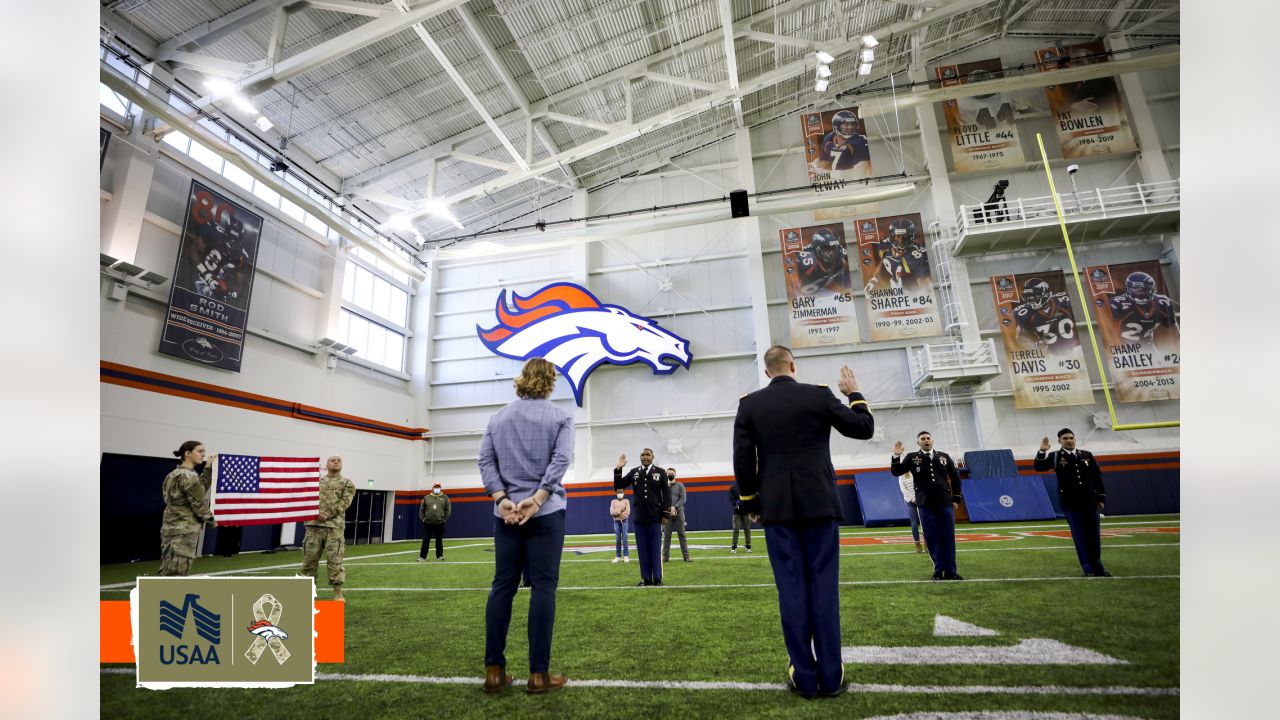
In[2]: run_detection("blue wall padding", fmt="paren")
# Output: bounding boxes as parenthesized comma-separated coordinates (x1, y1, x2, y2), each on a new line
(853, 471, 910, 527)
(964, 449, 1020, 479)
(1038, 475, 1064, 516)
(963, 476, 1056, 522)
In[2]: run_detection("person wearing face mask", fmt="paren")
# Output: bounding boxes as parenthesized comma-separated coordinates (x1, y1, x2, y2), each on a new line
(419, 483, 452, 562)
(159, 440, 217, 576)
(663, 468, 690, 563)
(609, 489, 631, 564)
(614, 448, 671, 586)
(1033, 428, 1110, 577)
(892, 432, 963, 581)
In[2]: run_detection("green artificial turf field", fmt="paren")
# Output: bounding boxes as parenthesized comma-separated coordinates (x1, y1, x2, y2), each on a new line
(101, 515, 1180, 719)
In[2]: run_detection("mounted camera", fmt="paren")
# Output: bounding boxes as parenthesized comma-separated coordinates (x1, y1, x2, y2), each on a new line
(974, 179, 1011, 224)
(1067, 164, 1080, 175)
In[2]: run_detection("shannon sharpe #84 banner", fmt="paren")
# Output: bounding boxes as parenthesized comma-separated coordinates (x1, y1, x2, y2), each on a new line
(780, 224, 858, 348)
(159, 179, 262, 372)
(855, 214, 943, 341)
(991, 273, 1093, 409)
(801, 107, 873, 184)
(935, 58, 1025, 173)
(1084, 260, 1180, 402)
(1034, 40, 1137, 158)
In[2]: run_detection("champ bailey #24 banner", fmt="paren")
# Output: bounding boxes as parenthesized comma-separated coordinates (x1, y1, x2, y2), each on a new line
(801, 107, 873, 184)
(1034, 40, 1137, 158)
(935, 58, 1025, 173)
(780, 224, 859, 348)
(160, 179, 263, 372)
(1084, 260, 1180, 402)
(855, 213, 943, 341)
(991, 272, 1094, 409)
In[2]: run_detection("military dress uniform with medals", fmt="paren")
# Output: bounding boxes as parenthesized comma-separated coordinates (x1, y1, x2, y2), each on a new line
(891, 449, 963, 579)
(1034, 448, 1108, 576)
(614, 463, 671, 585)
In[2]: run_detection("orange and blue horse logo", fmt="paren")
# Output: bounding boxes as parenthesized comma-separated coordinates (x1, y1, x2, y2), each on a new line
(477, 283, 692, 405)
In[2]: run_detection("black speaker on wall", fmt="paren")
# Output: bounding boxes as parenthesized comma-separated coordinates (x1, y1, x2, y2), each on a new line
(729, 189, 750, 218)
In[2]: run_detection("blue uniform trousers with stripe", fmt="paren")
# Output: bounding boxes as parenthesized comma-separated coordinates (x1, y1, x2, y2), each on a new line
(763, 519, 844, 696)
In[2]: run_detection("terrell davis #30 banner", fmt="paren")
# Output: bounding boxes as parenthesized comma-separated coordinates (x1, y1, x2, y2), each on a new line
(801, 107, 873, 184)
(934, 57, 1025, 173)
(991, 273, 1093, 409)
(1034, 40, 1137, 158)
(780, 224, 858, 348)
(160, 179, 262, 372)
(854, 213, 943, 341)
(1083, 260, 1180, 403)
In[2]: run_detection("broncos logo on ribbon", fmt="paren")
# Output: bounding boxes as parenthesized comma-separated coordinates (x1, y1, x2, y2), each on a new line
(477, 283, 693, 405)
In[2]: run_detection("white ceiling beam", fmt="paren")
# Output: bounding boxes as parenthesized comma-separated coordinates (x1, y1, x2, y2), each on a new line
(156, 0, 289, 60)
(302, 0, 392, 17)
(540, 112, 619, 134)
(449, 153, 520, 173)
(164, 51, 252, 79)
(359, 190, 418, 210)
(391, 0, 529, 171)
(266, 7, 292, 65)
(736, 30, 815, 50)
(1119, 8, 1178, 35)
(716, 0, 744, 126)
(643, 72, 720, 94)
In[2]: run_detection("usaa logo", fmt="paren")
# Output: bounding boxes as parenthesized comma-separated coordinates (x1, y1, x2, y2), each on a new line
(158, 593, 221, 665)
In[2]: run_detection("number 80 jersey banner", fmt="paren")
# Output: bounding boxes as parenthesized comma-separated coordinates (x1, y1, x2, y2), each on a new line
(991, 272, 1094, 409)
(1083, 260, 1180, 403)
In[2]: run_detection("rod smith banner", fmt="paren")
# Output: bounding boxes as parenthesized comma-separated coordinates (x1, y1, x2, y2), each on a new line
(1083, 260, 1180, 403)
(801, 107, 873, 184)
(780, 224, 859, 348)
(855, 213, 943, 342)
(159, 179, 263, 372)
(1034, 40, 1137, 158)
(991, 272, 1094, 409)
(934, 57, 1026, 173)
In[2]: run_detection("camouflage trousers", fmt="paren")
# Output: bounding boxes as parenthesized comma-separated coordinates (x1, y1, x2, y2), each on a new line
(301, 525, 346, 587)
(159, 528, 199, 576)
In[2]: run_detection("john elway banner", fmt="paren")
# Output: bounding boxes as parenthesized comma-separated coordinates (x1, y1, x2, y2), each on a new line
(159, 179, 263, 372)
(934, 57, 1025, 173)
(801, 107, 873, 184)
(854, 213, 943, 342)
(780, 224, 859, 348)
(990, 272, 1093, 409)
(1034, 40, 1137, 158)
(1083, 260, 1180, 403)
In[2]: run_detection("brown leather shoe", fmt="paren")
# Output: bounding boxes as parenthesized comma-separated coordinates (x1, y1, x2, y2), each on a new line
(526, 671, 567, 694)
(482, 665, 514, 694)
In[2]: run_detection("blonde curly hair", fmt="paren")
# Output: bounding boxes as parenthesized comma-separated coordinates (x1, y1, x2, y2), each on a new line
(514, 358, 557, 399)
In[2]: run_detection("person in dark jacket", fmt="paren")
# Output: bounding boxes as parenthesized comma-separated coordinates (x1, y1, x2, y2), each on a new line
(733, 345, 873, 699)
(1033, 428, 1111, 577)
(891, 431, 964, 581)
(728, 486, 752, 553)
(614, 449, 671, 586)
(418, 483, 451, 561)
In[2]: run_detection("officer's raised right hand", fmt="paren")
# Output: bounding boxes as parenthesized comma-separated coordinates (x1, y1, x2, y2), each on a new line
(837, 364, 860, 395)
(616, 454, 627, 470)
(893, 440, 904, 456)
(1040, 436, 1051, 452)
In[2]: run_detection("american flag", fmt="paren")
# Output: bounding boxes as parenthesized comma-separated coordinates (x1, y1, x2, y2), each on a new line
(211, 455, 321, 526)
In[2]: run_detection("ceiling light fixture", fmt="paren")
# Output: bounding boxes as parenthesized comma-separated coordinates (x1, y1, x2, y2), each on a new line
(859, 62, 873, 76)
(816, 64, 832, 78)
(231, 95, 258, 115)
(814, 78, 830, 92)
(204, 78, 236, 97)
(861, 49, 875, 62)
(254, 116, 274, 132)
(815, 50, 835, 65)
(861, 35, 879, 48)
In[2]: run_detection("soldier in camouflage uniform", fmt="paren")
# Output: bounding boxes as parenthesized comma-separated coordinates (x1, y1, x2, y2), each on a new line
(301, 455, 357, 600)
(159, 441, 216, 576)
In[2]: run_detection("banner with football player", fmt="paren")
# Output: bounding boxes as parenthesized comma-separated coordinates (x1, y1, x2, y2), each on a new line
(854, 214, 943, 341)
(991, 273, 1094, 409)
(935, 58, 1025, 173)
(780, 224, 859, 348)
(159, 179, 263, 372)
(1034, 40, 1137, 158)
(801, 108, 873, 184)
(1083, 260, 1180, 403)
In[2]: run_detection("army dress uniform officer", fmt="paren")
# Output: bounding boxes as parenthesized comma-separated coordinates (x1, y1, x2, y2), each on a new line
(891, 431, 964, 580)
(1033, 428, 1110, 577)
(301, 455, 357, 601)
(614, 449, 671, 586)
(159, 440, 217, 576)
(733, 346, 874, 699)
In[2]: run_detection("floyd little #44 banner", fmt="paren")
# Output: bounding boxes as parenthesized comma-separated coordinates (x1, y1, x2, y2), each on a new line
(991, 273, 1094, 409)
(1034, 40, 1137, 158)
(1084, 260, 1180, 402)
(801, 107, 873, 184)
(854, 214, 943, 342)
(935, 58, 1026, 173)
(780, 224, 859, 348)
(160, 180, 263, 372)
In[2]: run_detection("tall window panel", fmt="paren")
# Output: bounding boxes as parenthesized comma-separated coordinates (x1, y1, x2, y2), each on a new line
(337, 252, 412, 373)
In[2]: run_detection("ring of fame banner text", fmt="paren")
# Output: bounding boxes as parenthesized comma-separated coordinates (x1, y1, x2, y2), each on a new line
(1084, 260, 1180, 402)
(801, 107, 873, 184)
(935, 57, 1026, 173)
(1034, 40, 1137, 158)
(854, 213, 943, 341)
(780, 224, 859, 348)
(991, 272, 1094, 409)
(159, 179, 263, 372)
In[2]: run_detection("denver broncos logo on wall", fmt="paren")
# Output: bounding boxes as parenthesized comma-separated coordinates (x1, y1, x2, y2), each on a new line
(477, 283, 693, 405)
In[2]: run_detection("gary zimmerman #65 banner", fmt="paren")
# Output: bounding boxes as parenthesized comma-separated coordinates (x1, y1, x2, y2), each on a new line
(991, 272, 1094, 409)
(159, 179, 263, 372)
(780, 224, 859, 348)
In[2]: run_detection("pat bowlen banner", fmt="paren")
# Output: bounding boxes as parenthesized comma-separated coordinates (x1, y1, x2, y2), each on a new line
(855, 213, 943, 341)
(160, 179, 262, 372)
(1083, 260, 1180, 402)
(1034, 40, 1137, 158)
(780, 224, 859, 348)
(801, 107, 873, 184)
(935, 57, 1025, 173)
(991, 273, 1094, 409)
